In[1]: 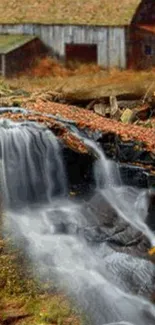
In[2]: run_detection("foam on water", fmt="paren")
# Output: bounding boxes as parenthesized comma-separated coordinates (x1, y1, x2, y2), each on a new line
(0, 120, 155, 325)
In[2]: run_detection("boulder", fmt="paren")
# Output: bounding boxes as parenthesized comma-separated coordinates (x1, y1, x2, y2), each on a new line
(94, 103, 110, 117)
(121, 108, 135, 123)
(110, 95, 121, 120)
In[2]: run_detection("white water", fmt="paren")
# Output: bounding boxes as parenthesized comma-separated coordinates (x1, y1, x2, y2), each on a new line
(0, 119, 66, 208)
(84, 138, 155, 246)
(1, 120, 155, 325)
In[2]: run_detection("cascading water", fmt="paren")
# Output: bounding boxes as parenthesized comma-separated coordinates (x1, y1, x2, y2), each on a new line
(1, 119, 155, 325)
(84, 138, 155, 246)
(0, 119, 66, 208)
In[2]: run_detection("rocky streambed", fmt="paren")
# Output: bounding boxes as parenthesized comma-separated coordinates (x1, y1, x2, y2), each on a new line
(0, 101, 155, 325)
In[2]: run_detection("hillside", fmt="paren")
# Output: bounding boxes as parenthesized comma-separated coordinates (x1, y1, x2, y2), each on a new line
(0, 0, 141, 25)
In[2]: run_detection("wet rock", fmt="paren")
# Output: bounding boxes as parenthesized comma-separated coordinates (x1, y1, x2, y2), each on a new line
(85, 192, 150, 255)
(62, 132, 155, 195)
(85, 193, 118, 227)
(96, 134, 155, 166)
(46, 191, 151, 258)
(0, 107, 27, 115)
(62, 146, 95, 196)
(116, 142, 155, 165)
(119, 164, 149, 188)
(146, 190, 155, 231)
(147, 174, 155, 189)
(53, 222, 79, 235)
(102, 252, 155, 298)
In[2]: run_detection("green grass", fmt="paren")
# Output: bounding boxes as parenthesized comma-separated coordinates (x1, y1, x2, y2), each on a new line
(0, 35, 36, 54)
(0, 236, 82, 325)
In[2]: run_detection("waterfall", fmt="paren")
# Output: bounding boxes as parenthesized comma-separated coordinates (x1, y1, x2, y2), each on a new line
(0, 119, 67, 208)
(84, 138, 155, 246)
(1, 120, 155, 325)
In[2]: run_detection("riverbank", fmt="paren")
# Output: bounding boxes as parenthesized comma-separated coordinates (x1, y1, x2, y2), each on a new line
(0, 236, 82, 325)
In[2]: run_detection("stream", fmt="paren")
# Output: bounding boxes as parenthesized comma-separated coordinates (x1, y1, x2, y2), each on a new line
(0, 119, 155, 325)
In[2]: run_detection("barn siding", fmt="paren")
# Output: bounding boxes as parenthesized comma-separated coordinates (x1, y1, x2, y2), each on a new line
(0, 24, 127, 68)
(132, 0, 155, 25)
(129, 26, 155, 69)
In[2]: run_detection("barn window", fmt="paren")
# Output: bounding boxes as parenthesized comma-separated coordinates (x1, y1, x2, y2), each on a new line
(65, 44, 97, 64)
(144, 45, 152, 55)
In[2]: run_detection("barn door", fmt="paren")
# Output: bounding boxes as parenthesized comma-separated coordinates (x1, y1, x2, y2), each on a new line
(65, 44, 97, 63)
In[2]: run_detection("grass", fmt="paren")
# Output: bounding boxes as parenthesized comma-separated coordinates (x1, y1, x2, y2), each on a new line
(0, 0, 141, 25)
(0, 35, 36, 54)
(4, 58, 155, 102)
(0, 294, 82, 325)
(26, 295, 80, 325)
(0, 235, 82, 325)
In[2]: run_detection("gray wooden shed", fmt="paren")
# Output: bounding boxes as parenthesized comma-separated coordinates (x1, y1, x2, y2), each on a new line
(0, 24, 127, 69)
(1, 1, 155, 70)
(0, 0, 142, 70)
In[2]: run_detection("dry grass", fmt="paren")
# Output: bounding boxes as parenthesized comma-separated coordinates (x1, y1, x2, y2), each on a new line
(5, 59, 155, 101)
(26, 57, 102, 78)
(0, 0, 141, 25)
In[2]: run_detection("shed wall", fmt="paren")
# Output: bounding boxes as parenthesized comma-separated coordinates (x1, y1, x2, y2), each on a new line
(5, 38, 48, 76)
(0, 24, 127, 69)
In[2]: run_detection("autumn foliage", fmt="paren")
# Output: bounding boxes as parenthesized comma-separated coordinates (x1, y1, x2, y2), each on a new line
(28, 57, 71, 77)
(26, 57, 103, 78)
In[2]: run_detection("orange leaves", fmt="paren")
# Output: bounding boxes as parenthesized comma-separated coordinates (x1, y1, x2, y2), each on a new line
(62, 132, 88, 154)
(28, 57, 72, 78)
(1, 98, 155, 155)
(24, 99, 155, 154)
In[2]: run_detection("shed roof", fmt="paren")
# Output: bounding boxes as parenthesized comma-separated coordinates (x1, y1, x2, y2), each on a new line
(0, 0, 141, 26)
(0, 34, 36, 54)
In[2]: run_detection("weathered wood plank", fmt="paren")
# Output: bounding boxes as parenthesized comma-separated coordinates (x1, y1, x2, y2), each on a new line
(0, 24, 127, 68)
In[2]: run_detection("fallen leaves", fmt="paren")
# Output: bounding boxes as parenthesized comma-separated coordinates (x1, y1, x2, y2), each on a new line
(25, 99, 155, 154)
(1, 98, 155, 155)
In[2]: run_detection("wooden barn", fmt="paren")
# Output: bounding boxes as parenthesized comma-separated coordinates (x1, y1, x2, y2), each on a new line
(0, 34, 48, 76)
(0, 0, 154, 70)
(129, 0, 155, 69)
